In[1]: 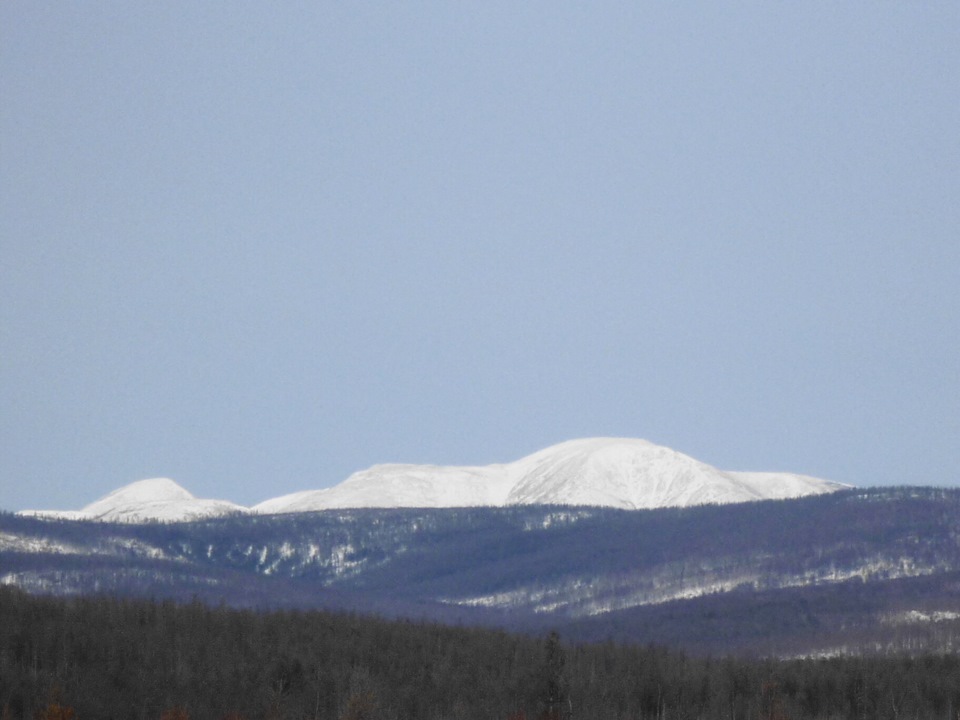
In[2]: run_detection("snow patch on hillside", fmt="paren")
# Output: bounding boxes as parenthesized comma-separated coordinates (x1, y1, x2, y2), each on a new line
(883, 610, 960, 625)
(439, 554, 940, 617)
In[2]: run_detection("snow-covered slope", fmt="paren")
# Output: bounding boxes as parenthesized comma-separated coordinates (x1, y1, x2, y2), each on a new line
(723, 471, 843, 499)
(505, 438, 766, 508)
(256, 438, 848, 514)
(253, 463, 514, 513)
(21, 478, 248, 523)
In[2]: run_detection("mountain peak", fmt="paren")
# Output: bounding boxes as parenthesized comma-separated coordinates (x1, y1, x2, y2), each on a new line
(83, 478, 194, 513)
(77, 477, 247, 523)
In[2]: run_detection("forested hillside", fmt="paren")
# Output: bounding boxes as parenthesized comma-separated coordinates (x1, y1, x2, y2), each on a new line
(4, 587, 960, 720)
(6, 488, 960, 656)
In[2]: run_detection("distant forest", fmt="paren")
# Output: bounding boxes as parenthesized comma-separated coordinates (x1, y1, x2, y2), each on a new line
(4, 587, 960, 720)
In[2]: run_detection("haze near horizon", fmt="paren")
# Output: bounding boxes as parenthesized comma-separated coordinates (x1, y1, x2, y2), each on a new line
(2, 3, 958, 512)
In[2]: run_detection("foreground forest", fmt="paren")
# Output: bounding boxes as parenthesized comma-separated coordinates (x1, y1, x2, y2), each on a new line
(4, 587, 960, 720)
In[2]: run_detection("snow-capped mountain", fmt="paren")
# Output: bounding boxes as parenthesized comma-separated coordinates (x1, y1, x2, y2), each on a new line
(21, 478, 249, 523)
(502, 438, 840, 508)
(18, 438, 848, 522)
(254, 438, 847, 514)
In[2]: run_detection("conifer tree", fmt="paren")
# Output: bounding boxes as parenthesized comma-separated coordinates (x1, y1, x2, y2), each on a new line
(540, 631, 568, 720)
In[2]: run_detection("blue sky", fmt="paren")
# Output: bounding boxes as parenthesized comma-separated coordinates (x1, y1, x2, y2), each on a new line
(2, 3, 958, 512)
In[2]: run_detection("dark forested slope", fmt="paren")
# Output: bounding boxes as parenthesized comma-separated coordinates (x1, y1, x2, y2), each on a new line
(4, 587, 960, 720)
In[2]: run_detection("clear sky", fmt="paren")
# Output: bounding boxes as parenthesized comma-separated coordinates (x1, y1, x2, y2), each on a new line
(2, 3, 958, 512)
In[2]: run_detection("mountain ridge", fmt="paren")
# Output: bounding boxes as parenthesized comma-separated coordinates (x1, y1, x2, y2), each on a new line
(19, 437, 848, 523)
